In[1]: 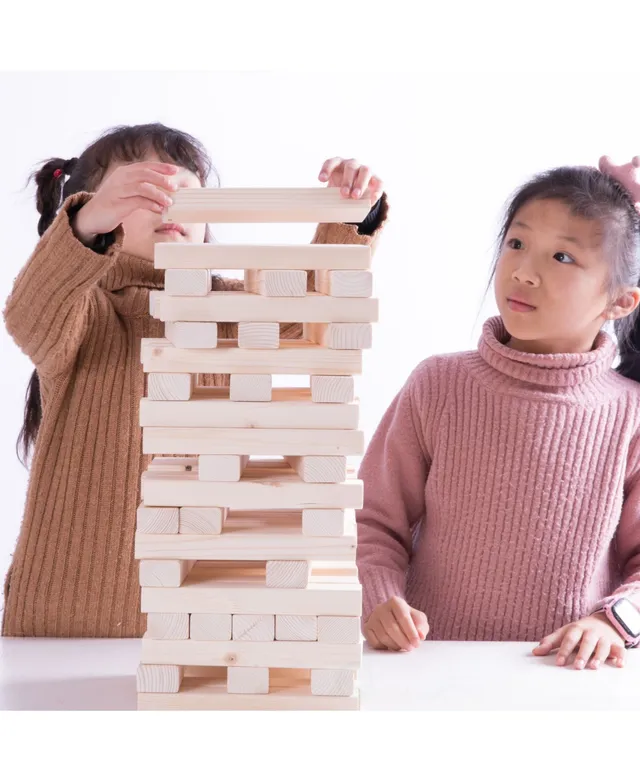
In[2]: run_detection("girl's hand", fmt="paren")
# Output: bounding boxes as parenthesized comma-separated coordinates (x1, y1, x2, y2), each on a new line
(363, 596, 429, 652)
(72, 161, 180, 244)
(533, 613, 627, 670)
(318, 157, 384, 204)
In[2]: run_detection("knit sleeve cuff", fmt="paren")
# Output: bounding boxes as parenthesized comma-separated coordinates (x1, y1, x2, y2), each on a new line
(359, 565, 407, 623)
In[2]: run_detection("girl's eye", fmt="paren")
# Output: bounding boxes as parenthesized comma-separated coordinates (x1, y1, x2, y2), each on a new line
(507, 238, 522, 250)
(554, 252, 575, 265)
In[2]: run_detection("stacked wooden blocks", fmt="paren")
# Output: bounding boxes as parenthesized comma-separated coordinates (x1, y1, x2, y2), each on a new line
(136, 188, 377, 710)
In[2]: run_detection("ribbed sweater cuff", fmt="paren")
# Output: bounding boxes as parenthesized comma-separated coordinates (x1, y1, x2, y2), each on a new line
(359, 565, 407, 623)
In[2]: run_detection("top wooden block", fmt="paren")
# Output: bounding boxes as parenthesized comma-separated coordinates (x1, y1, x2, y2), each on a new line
(163, 188, 372, 224)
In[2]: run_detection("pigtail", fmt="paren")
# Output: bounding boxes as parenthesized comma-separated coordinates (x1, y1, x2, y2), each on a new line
(29, 156, 79, 236)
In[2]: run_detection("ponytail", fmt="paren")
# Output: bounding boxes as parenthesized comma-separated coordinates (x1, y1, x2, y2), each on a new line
(18, 156, 78, 465)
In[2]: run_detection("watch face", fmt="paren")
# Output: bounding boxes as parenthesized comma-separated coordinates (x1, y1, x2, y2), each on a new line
(613, 599, 640, 637)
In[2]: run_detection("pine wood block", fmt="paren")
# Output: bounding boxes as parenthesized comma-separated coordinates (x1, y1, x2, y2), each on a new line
(146, 613, 190, 640)
(137, 505, 179, 534)
(229, 374, 272, 402)
(306, 323, 372, 350)
(287, 455, 347, 483)
(238, 322, 280, 349)
(315, 269, 373, 298)
(232, 614, 275, 641)
(164, 268, 211, 296)
(140, 387, 359, 430)
(137, 664, 183, 693)
(141, 460, 363, 510)
(150, 291, 378, 325)
(141, 562, 362, 616)
(179, 506, 227, 534)
(302, 508, 353, 537)
(163, 187, 372, 224)
(148, 457, 194, 472)
(266, 560, 311, 589)
(190, 614, 232, 641)
(244, 269, 307, 297)
(139, 559, 196, 587)
(143, 427, 363, 457)
(148, 373, 194, 401)
(140, 636, 362, 669)
(142, 338, 361, 376)
(311, 669, 356, 697)
(226, 667, 269, 695)
(165, 321, 218, 349)
(135, 509, 356, 561)
(154, 242, 371, 271)
(317, 616, 361, 644)
(311, 375, 355, 404)
(198, 454, 249, 482)
(275, 615, 318, 641)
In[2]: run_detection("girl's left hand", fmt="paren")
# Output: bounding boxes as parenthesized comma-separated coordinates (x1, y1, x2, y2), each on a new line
(533, 613, 627, 670)
(318, 157, 384, 204)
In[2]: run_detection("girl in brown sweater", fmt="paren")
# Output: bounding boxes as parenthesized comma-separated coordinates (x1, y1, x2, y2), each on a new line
(2, 123, 388, 638)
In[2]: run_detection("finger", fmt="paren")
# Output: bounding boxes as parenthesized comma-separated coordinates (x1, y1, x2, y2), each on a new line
(370, 616, 401, 651)
(610, 644, 626, 668)
(117, 195, 165, 214)
(350, 166, 372, 200)
(410, 609, 430, 640)
(125, 160, 180, 176)
(389, 600, 420, 647)
(369, 176, 384, 204)
(131, 168, 180, 193)
(340, 159, 359, 197)
(589, 638, 610, 670)
(319, 157, 343, 184)
(363, 625, 383, 650)
(574, 630, 600, 670)
(380, 614, 413, 651)
(534, 628, 564, 655)
(556, 627, 583, 666)
(125, 181, 174, 209)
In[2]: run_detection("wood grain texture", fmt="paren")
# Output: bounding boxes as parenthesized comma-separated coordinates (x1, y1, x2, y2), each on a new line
(237, 322, 280, 349)
(244, 269, 306, 297)
(311, 669, 356, 697)
(164, 269, 211, 296)
(315, 269, 373, 298)
(310, 376, 355, 403)
(136, 505, 179, 534)
(229, 374, 272, 402)
(146, 613, 190, 640)
(147, 373, 194, 401)
(266, 560, 311, 589)
(179, 506, 227, 535)
(136, 664, 183, 693)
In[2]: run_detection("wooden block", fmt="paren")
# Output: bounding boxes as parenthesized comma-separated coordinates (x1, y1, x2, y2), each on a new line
(135, 509, 356, 561)
(275, 615, 318, 641)
(137, 505, 179, 534)
(266, 561, 311, 589)
(317, 616, 361, 644)
(306, 323, 372, 350)
(315, 270, 373, 298)
(163, 187, 372, 224)
(164, 268, 211, 296)
(198, 454, 249, 482)
(143, 427, 363, 457)
(244, 269, 307, 297)
(311, 375, 355, 403)
(142, 461, 363, 510)
(140, 387, 359, 430)
(148, 373, 194, 401)
(139, 559, 196, 587)
(148, 457, 193, 472)
(146, 613, 190, 640)
(141, 563, 362, 616)
(227, 667, 269, 695)
(165, 321, 218, 349)
(287, 455, 347, 483)
(140, 636, 362, 669)
(302, 509, 352, 537)
(179, 506, 227, 534)
(150, 292, 379, 325)
(154, 242, 371, 271)
(311, 669, 356, 697)
(190, 614, 232, 641)
(232, 614, 275, 641)
(238, 322, 280, 349)
(136, 664, 183, 693)
(230, 374, 272, 402)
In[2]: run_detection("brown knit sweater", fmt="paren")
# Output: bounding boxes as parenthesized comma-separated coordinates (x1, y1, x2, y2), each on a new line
(2, 191, 388, 637)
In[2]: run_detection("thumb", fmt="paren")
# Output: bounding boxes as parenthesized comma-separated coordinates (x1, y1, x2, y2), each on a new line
(409, 607, 429, 640)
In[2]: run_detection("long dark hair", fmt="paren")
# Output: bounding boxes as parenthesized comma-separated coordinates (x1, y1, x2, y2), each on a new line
(486, 165, 640, 378)
(18, 123, 218, 466)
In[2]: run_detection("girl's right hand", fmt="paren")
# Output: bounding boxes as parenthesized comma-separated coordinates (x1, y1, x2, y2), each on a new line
(72, 161, 180, 244)
(363, 596, 429, 652)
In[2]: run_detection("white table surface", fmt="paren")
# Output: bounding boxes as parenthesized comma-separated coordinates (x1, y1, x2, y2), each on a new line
(1, 638, 638, 710)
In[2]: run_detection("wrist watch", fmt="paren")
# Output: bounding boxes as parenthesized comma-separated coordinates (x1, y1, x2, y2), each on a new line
(597, 597, 640, 648)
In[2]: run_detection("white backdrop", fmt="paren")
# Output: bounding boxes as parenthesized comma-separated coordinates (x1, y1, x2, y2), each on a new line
(1, 71, 639, 611)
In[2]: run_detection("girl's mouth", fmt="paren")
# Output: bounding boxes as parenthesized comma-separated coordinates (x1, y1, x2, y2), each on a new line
(156, 223, 186, 236)
(507, 298, 536, 313)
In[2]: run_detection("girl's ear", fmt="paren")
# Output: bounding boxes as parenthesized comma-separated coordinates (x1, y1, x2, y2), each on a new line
(606, 287, 640, 321)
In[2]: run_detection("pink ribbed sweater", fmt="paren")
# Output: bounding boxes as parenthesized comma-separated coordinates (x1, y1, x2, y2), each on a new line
(356, 316, 640, 642)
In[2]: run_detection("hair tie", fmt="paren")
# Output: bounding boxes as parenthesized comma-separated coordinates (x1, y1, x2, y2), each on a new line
(598, 155, 640, 211)
(53, 168, 63, 180)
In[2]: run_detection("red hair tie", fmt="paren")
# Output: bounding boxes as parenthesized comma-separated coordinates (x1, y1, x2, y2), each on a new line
(53, 168, 63, 179)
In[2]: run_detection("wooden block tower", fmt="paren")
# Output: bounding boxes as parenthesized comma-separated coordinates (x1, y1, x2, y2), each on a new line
(135, 188, 377, 710)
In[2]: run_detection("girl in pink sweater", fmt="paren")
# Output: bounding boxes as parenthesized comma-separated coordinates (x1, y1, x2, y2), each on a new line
(357, 156, 640, 670)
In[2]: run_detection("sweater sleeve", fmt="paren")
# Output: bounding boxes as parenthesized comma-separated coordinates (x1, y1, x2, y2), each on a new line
(3, 192, 123, 377)
(356, 361, 432, 622)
